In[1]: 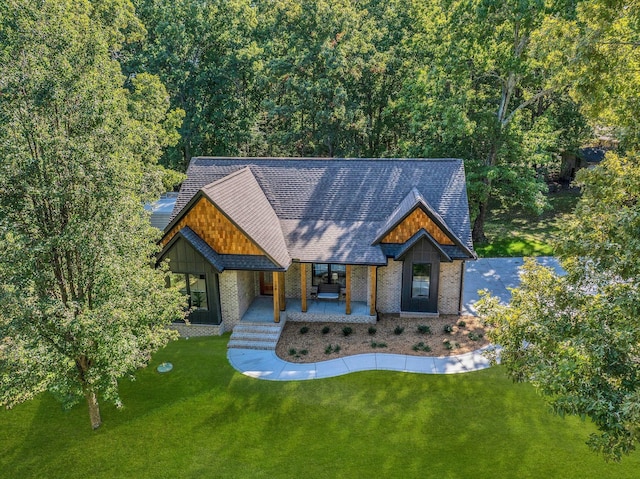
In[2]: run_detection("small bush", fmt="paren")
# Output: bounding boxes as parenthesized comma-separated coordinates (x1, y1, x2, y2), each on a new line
(299, 326, 309, 334)
(417, 325, 431, 335)
(321, 326, 330, 335)
(443, 340, 453, 350)
(342, 326, 353, 337)
(412, 342, 432, 352)
(288, 348, 297, 356)
(325, 344, 341, 354)
(394, 325, 404, 335)
(457, 320, 466, 328)
(371, 341, 387, 349)
(300, 349, 308, 355)
(468, 331, 483, 341)
(368, 326, 377, 335)
(443, 324, 454, 334)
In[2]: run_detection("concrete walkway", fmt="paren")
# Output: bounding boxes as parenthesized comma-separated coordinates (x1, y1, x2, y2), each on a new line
(228, 345, 499, 381)
(228, 257, 563, 380)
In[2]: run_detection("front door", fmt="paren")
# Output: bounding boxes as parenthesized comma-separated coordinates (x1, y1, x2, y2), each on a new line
(259, 272, 273, 296)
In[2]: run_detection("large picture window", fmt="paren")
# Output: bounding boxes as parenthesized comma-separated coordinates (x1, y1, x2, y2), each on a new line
(312, 263, 346, 287)
(411, 263, 431, 299)
(168, 273, 208, 311)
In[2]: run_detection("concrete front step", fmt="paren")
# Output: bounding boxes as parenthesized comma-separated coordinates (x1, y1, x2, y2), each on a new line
(231, 331, 280, 342)
(228, 322, 284, 350)
(232, 324, 282, 335)
(227, 339, 279, 350)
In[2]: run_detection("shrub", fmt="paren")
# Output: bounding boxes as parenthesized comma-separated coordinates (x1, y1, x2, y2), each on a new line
(300, 349, 308, 355)
(321, 326, 330, 335)
(342, 326, 353, 337)
(394, 325, 404, 335)
(458, 320, 466, 328)
(468, 331, 483, 341)
(443, 340, 453, 350)
(412, 342, 432, 352)
(288, 348, 297, 356)
(300, 326, 309, 334)
(368, 326, 377, 335)
(417, 325, 431, 335)
(325, 344, 341, 354)
(443, 324, 454, 334)
(371, 341, 387, 348)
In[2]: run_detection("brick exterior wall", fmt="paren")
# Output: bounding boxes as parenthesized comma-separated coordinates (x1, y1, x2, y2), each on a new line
(285, 263, 302, 298)
(376, 259, 402, 313)
(219, 270, 256, 331)
(438, 260, 464, 315)
(376, 259, 464, 315)
(351, 265, 368, 302)
(236, 270, 256, 319)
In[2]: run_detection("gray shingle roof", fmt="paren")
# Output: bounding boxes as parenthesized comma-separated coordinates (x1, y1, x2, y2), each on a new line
(168, 157, 475, 265)
(201, 167, 291, 268)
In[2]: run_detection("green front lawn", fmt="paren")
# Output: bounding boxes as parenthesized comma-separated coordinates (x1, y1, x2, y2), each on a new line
(476, 189, 580, 257)
(2, 335, 638, 478)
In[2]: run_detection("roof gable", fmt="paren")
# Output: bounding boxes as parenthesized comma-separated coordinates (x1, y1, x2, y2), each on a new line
(201, 167, 291, 268)
(162, 195, 264, 256)
(372, 188, 459, 246)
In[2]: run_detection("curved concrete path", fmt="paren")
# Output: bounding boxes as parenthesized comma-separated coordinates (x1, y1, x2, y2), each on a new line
(227, 345, 500, 381)
(228, 257, 561, 380)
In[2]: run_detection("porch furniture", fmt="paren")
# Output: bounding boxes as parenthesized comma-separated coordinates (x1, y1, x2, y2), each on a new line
(317, 282, 340, 301)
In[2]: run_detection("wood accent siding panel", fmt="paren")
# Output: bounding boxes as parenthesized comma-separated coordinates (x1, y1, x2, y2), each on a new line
(162, 197, 263, 255)
(382, 209, 454, 245)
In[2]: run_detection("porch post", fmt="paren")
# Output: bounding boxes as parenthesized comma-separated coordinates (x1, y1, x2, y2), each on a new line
(345, 264, 352, 315)
(301, 263, 308, 312)
(278, 271, 286, 312)
(272, 271, 280, 323)
(369, 265, 377, 316)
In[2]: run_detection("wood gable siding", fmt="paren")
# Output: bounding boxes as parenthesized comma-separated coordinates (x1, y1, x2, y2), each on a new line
(161, 197, 263, 255)
(381, 208, 454, 245)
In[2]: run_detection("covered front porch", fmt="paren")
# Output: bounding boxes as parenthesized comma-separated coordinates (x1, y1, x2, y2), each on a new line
(254, 263, 378, 323)
(241, 296, 375, 324)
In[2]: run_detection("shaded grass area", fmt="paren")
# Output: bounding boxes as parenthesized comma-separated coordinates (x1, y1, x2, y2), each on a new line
(476, 189, 580, 257)
(2, 335, 638, 478)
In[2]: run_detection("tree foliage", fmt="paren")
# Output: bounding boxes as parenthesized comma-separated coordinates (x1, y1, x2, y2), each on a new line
(0, 0, 186, 429)
(479, 154, 640, 460)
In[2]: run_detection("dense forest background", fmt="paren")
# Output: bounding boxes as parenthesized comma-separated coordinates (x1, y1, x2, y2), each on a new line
(118, 0, 639, 241)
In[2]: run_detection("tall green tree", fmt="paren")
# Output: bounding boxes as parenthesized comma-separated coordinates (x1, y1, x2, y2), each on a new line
(478, 153, 640, 460)
(397, 0, 587, 242)
(0, 0, 186, 429)
(126, 0, 263, 170)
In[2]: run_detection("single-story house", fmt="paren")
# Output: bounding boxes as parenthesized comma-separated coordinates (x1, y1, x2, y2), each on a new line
(158, 157, 476, 334)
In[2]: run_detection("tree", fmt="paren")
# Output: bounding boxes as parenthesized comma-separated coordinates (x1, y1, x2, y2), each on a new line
(396, 0, 587, 242)
(0, 0, 186, 429)
(478, 153, 640, 460)
(125, 0, 263, 170)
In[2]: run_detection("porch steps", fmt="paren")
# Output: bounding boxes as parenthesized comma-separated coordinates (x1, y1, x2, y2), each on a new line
(227, 322, 284, 350)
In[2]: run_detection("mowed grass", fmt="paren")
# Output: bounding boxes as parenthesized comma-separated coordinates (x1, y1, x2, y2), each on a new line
(2, 335, 639, 479)
(476, 189, 580, 257)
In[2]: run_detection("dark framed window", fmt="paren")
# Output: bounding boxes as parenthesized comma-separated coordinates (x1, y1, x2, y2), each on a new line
(312, 263, 346, 287)
(168, 273, 208, 310)
(411, 263, 431, 299)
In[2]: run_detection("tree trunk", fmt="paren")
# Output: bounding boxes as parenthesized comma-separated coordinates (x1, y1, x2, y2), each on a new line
(472, 199, 488, 244)
(85, 387, 102, 430)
